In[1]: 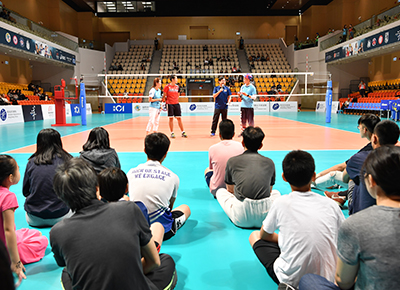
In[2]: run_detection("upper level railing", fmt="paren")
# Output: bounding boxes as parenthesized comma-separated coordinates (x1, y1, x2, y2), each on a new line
(0, 6, 78, 52)
(319, 4, 400, 51)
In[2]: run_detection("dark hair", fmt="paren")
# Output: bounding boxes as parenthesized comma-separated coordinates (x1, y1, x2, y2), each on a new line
(0, 155, 17, 186)
(152, 77, 160, 88)
(219, 119, 235, 140)
(218, 76, 224, 82)
(31, 128, 72, 165)
(169, 75, 176, 82)
(374, 120, 400, 146)
(82, 127, 111, 151)
(362, 145, 400, 199)
(98, 167, 128, 202)
(242, 126, 264, 152)
(145, 133, 170, 161)
(358, 114, 380, 134)
(53, 158, 98, 212)
(282, 150, 315, 187)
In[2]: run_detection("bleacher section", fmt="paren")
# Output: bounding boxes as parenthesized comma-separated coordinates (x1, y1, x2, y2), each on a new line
(0, 82, 54, 105)
(158, 44, 241, 97)
(107, 45, 152, 101)
(244, 44, 295, 97)
(160, 44, 239, 75)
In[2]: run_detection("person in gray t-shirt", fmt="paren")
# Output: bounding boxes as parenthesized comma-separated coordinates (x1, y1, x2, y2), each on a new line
(216, 126, 280, 228)
(299, 145, 400, 290)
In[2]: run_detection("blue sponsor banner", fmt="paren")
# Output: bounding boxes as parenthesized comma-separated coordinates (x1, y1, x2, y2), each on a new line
(325, 24, 400, 63)
(0, 26, 76, 65)
(105, 103, 133, 114)
(70, 104, 81, 116)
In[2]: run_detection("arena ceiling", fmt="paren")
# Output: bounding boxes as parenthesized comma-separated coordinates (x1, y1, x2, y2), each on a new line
(62, 0, 333, 16)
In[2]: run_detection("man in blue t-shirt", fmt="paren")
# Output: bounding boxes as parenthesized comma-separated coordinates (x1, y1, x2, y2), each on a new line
(239, 74, 257, 133)
(211, 76, 232, 136)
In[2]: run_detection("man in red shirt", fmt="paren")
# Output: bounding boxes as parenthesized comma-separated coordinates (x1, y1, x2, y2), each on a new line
(163, 75, 187, 138)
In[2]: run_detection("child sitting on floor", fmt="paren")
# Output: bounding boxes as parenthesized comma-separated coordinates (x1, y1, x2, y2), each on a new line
(249, 150, 345, 289)
(0, 155, 48, 281)
(98, 167, 164, 250)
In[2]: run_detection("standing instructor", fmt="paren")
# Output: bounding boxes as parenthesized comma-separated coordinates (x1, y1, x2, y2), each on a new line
(163, 75, 187, 138)
(211, 76, 232, 136)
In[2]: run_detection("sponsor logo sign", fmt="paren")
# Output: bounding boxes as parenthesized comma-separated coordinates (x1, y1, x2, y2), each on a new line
(105, 103, 133, 114)
(0, 105, 24, 125)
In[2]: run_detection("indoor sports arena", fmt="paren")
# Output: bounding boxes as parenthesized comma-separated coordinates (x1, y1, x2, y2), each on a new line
(1, 0, 400, 289)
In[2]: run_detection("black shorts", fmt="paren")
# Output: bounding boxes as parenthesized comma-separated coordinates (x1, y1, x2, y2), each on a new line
(163, 210, 186, 241)
(253, 239, 281, 285)
(167, 104, 182, 117)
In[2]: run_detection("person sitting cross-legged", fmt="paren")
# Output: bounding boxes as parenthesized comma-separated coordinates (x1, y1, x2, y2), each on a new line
(249, 150, 345, 289)
(299, 145, 400, 290)
(127, 133, 191, 241)
(205, 119, 244, 198)
(50, 158, 177, 290)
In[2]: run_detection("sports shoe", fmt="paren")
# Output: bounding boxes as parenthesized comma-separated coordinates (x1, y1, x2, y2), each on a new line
(278, 282, 298, 290)
(181, 132, 187, 138)
(164, 269, 178, 290)
(210, 133, 215, 137)
(171, 133, 175, 138)
(324, 191, 346, 208)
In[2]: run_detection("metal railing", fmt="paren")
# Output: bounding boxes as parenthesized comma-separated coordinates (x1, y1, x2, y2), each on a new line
(0, 7, 78, 52)
(319, 4, 400, 51)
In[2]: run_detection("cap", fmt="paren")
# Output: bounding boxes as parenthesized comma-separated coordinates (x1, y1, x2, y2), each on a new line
(244, 73, 252, 80)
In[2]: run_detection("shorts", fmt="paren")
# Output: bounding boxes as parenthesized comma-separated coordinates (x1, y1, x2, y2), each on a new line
(163, 210, 186, 240)
(205, 170, 213, 188)
(253, 239, 281, 285)
(167, 104, 182, 117)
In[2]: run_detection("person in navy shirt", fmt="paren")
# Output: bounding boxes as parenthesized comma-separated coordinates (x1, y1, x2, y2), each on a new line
(211, 76, 232, 136)
(239, 74, 257, 133)
(345, 120, 400, 215)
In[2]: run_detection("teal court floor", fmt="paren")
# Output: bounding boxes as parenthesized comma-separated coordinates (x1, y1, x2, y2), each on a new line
(0, 111, 371, 289)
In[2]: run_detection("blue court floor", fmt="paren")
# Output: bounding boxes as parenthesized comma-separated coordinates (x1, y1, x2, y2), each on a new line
(0, 111, 366, 289)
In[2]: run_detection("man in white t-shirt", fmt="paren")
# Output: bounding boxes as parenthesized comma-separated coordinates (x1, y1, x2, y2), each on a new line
(205, 119, 243, 197)
(127, 133, 191, 240)
(249, 150, 344, 289)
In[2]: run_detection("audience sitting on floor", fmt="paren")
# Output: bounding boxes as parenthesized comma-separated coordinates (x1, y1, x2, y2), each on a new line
(249, 150, 345, 289)
(50, 158, 177, 290)
(0, 155, 48, 282)
(343, 120, 399, 215)
(299, 145, 400, 290)
(23, 129, 73, 228)
(315, 114, 380, 208)
(79, 127, 121, 174)
(98, 167, 165, 253)
(6, 113, 400, 289)
(216, 126, 281, 228)
(205, 119, 244, 197)
(127, 133, 191, 241)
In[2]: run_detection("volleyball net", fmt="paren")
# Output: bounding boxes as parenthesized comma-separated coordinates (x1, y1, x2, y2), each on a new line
(92, 72, 330, 104)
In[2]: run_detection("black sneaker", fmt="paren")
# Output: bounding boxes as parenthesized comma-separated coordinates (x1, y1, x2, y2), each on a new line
(164, 269, 177, 290)
(278, 282, 298, 290)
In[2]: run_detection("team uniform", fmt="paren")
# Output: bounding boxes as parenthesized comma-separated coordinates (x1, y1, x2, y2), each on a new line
(211, 85, 231, 134)
(147, 87, 162, 132)
(163, 83, 181, 117)
(239, 83, 257, 130)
